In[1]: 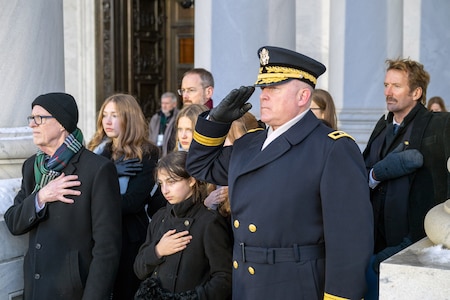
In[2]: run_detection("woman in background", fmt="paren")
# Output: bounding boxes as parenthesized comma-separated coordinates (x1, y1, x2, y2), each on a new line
(88, 93, 162, 299)
(427, 96, 448, 112)
(310, 88, 338, 129)
(174, 104, 208, 151)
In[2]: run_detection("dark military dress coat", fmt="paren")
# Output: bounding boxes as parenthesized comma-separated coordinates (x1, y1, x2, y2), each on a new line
(187, 111, 374, 300)
(4, 148, 122, 300)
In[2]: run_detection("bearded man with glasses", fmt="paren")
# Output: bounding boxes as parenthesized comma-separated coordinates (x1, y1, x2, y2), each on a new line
(178, 68, 215, 108)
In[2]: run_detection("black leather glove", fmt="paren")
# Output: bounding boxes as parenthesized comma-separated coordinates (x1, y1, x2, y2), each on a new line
(114, 157, 143, 176)
(135, 276, 199, 300)
(172, 289, 199, 300)
(135, 277, 174, 300)
(372, 238, 412, 273)
(209, 86, 254, 123)
(372, 143, 423, 182)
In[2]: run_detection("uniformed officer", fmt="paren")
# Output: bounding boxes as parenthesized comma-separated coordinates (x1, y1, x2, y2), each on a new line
(186, 46, 374, 300)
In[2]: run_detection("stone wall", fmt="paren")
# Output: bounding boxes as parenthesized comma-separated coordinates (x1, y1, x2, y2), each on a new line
(0, 128, 35, 299)
(0, 178, 27, 300)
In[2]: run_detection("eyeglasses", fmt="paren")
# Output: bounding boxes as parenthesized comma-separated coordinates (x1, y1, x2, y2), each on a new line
(177, 88, 198, 96)
(27, 115, 54, 125)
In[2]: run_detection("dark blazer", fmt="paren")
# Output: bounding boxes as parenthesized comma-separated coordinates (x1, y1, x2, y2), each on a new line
(363, 104, 450, 252)
(134, 198, 232, 300)
(4, 147, 122, 300)
(186, 111, 374, 300)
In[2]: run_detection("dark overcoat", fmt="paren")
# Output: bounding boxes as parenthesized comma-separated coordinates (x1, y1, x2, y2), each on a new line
(363, 104, 450, 252)
(4, 147, 122, 300)
(98, 145, 161, 299)
(186, 111, 374, 300)
(134, 198, 232, 300)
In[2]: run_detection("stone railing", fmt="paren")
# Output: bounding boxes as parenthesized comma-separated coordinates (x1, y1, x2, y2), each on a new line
(0, 127, 35, 300)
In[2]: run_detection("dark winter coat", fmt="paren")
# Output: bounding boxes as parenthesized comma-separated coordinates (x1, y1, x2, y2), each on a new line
(134, 197, 232, 300)
(4, 147, 122, 300)
(186, 111, 374, 300)
(98, 144, 161, 299)
(363, 104, 450, 254)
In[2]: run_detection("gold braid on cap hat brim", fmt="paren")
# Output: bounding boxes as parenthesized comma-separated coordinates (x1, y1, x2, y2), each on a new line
(255, 66, 317, 85)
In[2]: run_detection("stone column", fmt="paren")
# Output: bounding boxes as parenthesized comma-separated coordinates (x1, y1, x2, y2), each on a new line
(63, 0, 97, 141)
(195, 0, 297, 114)
(196, 0, 450, 151)
(0, 1, 65, 127)
(0, 1, 65, 298)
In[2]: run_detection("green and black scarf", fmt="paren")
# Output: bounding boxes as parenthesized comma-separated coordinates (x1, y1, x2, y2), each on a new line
(32, 128, 84, 193)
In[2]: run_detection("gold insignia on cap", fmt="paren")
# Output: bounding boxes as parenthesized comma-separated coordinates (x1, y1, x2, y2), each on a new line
(259, 48, 270, 66)
(255, 66, 317, 86)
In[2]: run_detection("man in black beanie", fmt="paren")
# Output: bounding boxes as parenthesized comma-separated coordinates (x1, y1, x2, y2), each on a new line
(4, 92, 122, 300)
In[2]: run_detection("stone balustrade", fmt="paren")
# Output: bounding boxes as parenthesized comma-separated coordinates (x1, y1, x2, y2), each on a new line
(0, 127, 35, 299)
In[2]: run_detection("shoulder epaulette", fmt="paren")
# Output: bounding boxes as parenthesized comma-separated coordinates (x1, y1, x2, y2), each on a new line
(328, 130, 355, 141)
(247, 128, 265, 133)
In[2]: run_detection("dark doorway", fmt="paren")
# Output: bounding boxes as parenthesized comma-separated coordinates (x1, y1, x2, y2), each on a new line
(95, 0, 194, 120)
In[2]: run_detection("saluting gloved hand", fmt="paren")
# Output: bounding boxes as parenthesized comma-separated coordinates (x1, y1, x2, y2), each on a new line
(372, 143, 423, 182)
(114, 157, 143, 176)
(209, 86, 255, 123)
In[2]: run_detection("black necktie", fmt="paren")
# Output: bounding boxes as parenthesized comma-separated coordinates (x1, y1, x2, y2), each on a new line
(393, 124, 399, 135)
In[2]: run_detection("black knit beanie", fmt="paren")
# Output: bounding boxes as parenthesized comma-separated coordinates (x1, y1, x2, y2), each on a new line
(32, 93, 78, 133)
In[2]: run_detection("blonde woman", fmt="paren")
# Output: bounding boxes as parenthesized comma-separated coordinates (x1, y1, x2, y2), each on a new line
(174, 104, 208, 151)
(310, 89, 338, 130)
(87, 93, 162, 299)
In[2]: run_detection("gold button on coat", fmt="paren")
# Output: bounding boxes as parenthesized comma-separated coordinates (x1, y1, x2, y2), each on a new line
(234, 220, 240, 228)
(233, 261, 239, 269)
(248, 267, 255, 275)
(248, 224, 257, 232)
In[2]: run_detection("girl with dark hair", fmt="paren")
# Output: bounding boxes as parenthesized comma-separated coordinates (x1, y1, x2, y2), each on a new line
(134, 151, 232, 300)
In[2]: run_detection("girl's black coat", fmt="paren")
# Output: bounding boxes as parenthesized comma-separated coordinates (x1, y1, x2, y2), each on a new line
(134, 198, 232, 300)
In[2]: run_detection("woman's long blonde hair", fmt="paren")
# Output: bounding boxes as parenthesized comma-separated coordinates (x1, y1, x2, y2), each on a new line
(174, 104, 208, 151)
(87, 93, 156, 161)
(311, 89, 338, 130)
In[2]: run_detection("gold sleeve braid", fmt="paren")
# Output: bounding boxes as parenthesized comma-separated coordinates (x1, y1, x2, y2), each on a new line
(323, 292, 349, 300)
(193, 131, 227, 147)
